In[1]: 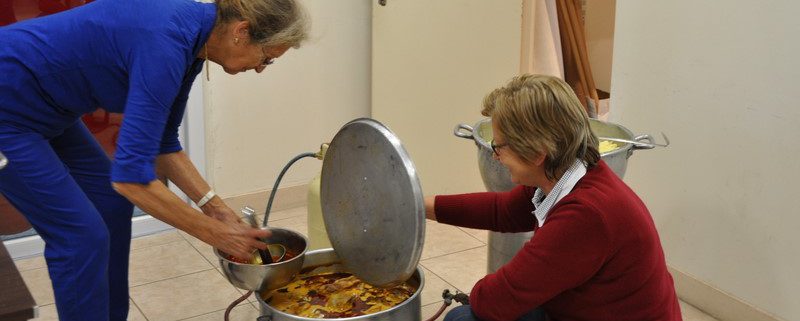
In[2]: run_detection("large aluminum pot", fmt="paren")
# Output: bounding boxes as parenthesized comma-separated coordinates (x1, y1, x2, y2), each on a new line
(454, 118, 657, 273)
(256, 248, 425, 321)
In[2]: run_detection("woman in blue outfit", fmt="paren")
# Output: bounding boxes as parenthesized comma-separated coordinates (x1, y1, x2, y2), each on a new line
(0, 0, 309, 320)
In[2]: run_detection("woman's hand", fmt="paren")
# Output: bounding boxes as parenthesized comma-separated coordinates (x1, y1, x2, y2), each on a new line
(209, 221, 271, 260)
(425, 195, 437, 221)
(201, 201, 243, 225)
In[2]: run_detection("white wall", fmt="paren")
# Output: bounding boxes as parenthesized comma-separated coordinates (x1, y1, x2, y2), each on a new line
(202, 0, 372, 197)
(372, 0, 521, 195)
(611, 1, 800, 320)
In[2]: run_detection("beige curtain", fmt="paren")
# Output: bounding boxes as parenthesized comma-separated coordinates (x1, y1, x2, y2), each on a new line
(522, 0, 603, 118)
(520, 0, 563, 77)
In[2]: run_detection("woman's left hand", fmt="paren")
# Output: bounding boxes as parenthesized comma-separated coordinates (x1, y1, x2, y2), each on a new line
(202, 202, 243, 226)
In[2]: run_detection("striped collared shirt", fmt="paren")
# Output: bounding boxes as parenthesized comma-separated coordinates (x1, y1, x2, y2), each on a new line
(532, 159, 587, 227)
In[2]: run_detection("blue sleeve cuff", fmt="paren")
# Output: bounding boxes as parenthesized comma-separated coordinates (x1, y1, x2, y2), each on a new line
(159, 139, 183, 154)
(111, 161, 157, 184)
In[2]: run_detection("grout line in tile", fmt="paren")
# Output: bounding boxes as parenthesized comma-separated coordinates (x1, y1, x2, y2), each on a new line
(457, 227, 488, 245)
(129, 296, 150, 321)
(174, 300, 254, 321)
(187, 237, 218, 267)
(130, 238, 185, 253)
(129, 266, 215, 288)
(419, 244, 487, 262)
(420, 267, 460, 294)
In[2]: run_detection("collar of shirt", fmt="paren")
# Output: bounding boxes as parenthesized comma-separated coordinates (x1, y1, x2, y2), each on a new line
(532, 159, 587, 227)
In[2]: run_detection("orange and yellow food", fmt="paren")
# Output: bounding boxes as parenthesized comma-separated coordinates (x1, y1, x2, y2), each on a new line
(263, 272, 416, 318)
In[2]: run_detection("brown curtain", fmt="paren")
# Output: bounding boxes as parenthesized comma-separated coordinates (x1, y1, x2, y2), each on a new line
(556, 0, 600, 117)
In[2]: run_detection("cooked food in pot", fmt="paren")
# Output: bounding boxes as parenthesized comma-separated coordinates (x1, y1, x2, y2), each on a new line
(599, 140, 620, 154)
(263, 271, 416, 318)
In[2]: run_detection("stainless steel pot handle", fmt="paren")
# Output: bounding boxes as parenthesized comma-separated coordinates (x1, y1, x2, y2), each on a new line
(631, 134, 656, 150)
(454, 123, 474, 140)
(632, 132, 670, 150)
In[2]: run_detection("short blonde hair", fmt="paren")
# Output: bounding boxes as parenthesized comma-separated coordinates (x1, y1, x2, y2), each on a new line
(482, 74, 600, 181)
(216, 0, 310, 48)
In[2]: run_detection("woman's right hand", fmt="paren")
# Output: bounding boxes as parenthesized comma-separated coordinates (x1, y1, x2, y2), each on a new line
(209, 220, 271, 260)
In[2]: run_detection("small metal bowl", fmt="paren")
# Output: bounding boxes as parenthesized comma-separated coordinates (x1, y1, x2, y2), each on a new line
(215, 227, 307, 292)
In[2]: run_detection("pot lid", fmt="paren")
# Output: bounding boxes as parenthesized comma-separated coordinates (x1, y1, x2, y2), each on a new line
(320, 118, 425, 287)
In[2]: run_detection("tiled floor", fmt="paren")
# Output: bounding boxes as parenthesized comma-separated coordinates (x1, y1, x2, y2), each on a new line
(15, 206, 718, 321)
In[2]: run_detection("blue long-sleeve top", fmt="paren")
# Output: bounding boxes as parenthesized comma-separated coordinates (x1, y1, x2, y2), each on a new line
(0, 0, 216, 183)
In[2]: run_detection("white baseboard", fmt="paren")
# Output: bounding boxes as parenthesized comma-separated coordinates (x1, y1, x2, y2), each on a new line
(669, 265, 785, 321)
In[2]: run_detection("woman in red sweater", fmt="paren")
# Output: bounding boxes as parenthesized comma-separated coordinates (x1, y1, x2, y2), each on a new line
(426, 75, 681, 321)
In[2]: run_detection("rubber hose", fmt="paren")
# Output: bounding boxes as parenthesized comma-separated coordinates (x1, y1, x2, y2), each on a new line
(223, 291, 252, 321)
(261, 152, 317, 227)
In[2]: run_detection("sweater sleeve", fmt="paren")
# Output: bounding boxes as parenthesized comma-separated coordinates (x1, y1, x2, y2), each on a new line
(434, 185, 537, 232)
(468, 201, 611, 321)
(111, 33, 191, 183)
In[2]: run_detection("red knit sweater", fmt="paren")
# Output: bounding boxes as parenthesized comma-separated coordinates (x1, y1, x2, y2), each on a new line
(434, 161, 681, 321)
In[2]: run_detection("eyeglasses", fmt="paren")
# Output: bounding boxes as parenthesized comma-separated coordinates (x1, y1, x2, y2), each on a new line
(489, 139, 508, 156)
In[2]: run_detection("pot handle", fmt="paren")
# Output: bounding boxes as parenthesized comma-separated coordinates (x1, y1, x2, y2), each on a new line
(454, 123, 474, 140)
(631, 132, 670, 150)
(631, 134, 656, 150)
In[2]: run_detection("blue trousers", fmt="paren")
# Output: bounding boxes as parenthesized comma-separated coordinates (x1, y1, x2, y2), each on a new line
(0, 122, 134, 321)
(444, 305, 546, 321)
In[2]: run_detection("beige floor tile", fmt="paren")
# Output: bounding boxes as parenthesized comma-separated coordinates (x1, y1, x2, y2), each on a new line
(179, 230, 222, 265)
(459, 227, 489, 243)
(130, 229, 184, 251)
(264, 215, 308, 237)
(20, 267, 54, 306)
(180, 301, 260, 321)
(129, 239, 214, 286)
(421, 301, 458, 321)
(421, 246, 487, 294)
(422, 220, 485, 260)
(14, 255, 46, 272)
(129, 299, 148, 321)
(26, 300, 145, 321)
(419, 266, 458, 307)
(680, 300, 719, 321)
(130, 269, 245, 321)
(28, 304, 57, 321)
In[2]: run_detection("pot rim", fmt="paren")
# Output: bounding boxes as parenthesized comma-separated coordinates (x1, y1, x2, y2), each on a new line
(471, 118, 636, 157)
(256, 248, 425, 321)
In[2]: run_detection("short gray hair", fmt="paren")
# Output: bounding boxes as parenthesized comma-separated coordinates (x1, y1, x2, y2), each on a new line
(216, 0, 310, 48)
